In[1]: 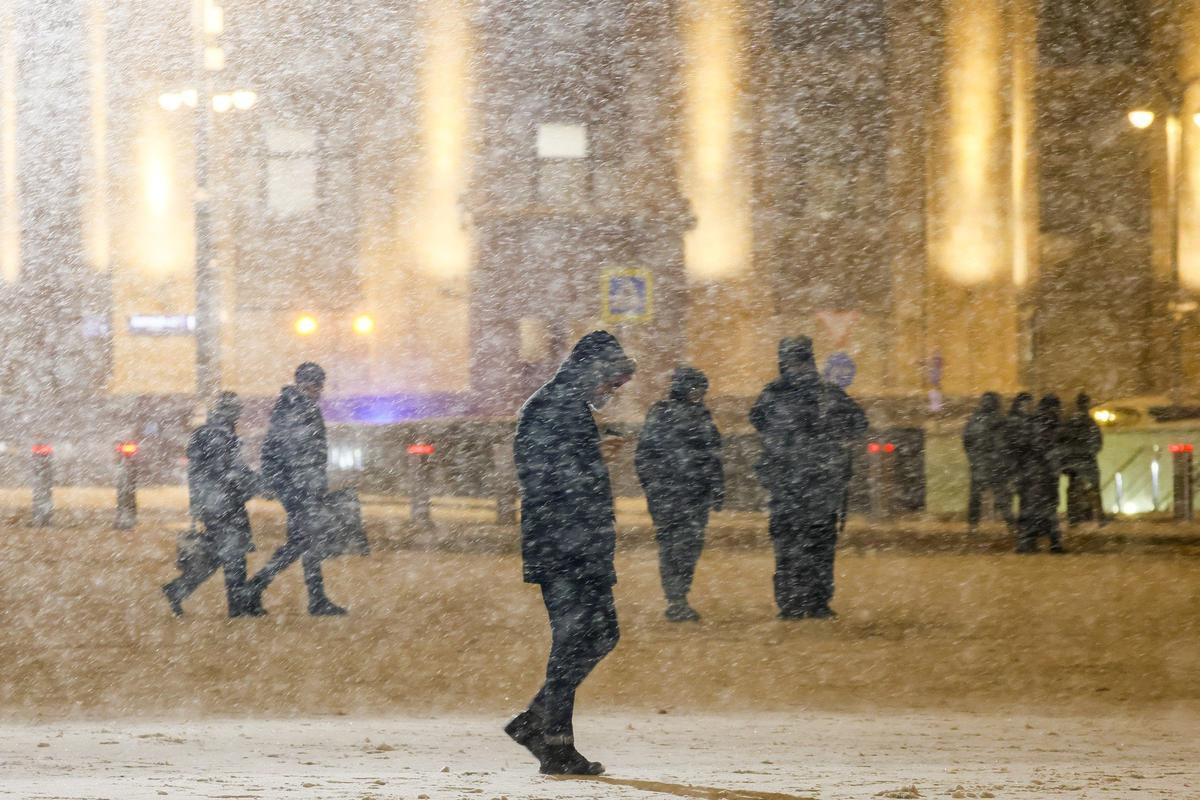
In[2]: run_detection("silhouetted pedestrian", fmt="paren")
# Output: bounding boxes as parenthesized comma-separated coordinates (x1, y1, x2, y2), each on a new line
(504, 331, 636, 776)
(1016, 394, 1064, 553)
(635, 365, 723, 622)
(750, 336, 867, 619)
(163, 392, 261, 617)
(964, 392, 1014, 533)
(1060, 393, 1104, 526)
(246, 362, 346, 615)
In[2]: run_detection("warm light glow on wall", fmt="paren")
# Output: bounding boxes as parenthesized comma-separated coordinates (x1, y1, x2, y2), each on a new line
(0, 6, 17, 283)
(416, 0, 471, 279)
(1010, 0, 1032, 288)
(1180, 82, 1200, 290)
(85, 0, 110, 271)
(134, 114, 191, 276)
(940, 0, 1005, 285)
(682, 0, 750, 281)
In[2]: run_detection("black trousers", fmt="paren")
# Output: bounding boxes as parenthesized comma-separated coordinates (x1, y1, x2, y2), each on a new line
(768, 503, 838, 615)
(967, 471, 1014, 528)
(649, 500, 708, 604)
(1016, 476, 1062, 551)
(1065, 463, 1103, 525)
(528, 579, 620, 743)
(166, 551, 247, 612)
(251, 498, 328, 604)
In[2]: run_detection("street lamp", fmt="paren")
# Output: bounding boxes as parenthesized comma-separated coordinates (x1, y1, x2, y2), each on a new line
(156, 1, 258, 402)
(1128, 81, 1200, 406)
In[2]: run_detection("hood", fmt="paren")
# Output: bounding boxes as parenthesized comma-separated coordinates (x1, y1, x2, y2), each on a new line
(551, 331, 636, 397)
(668, 365, 709, 402)
(778, 336, 816, 377)
(278, 384, 316, 412)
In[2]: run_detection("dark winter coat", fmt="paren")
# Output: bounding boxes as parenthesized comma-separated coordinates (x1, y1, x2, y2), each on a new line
(635, 367, 724, 514)
(1016, 404, 1062, 518)
(260, 385, 328, 509)
(750, 357, 868, 515)
(963, 408, 1010, 482)
(515, 332, 634, 586)
(187, 418, 258, 559)
(1058, 412, 1102, 475)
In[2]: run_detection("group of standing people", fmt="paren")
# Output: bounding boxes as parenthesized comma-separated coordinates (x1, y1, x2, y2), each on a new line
(162, 362, 349, 618)
(963, 390, 1104, 553)
(507, 330, 866, 776)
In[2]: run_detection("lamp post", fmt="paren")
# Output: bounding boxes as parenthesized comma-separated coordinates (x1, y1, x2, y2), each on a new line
(158, 1, 257, 401)
(1129, 82, 1200, 407)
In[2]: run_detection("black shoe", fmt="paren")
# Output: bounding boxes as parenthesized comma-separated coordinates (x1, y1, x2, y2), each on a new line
(162, 583, 183, 617)
(808, 606, 837, 619)
(229, 601, 267, 618)
(777, 610, 808, 620)
(665, 602, 700, 622)
(308, 599, 348, 616)
(1049, 545, 1066, 554)
(504, 711, 548, 763)
(539, 743, 604, 776)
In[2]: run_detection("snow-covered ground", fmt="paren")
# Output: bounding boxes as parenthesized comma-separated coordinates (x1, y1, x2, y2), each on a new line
(2, 711, 1197, 799)
(2, 509, 1199, 797)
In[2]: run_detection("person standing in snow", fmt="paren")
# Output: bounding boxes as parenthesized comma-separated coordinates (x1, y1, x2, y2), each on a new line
(504, 331, 636, 776)
(635, 365, 723, 622)
(1015, 394, 1065, 553)
(963, 392, 1014, 533)
(1059, 392, 1104, 526)
(751, 336, 867, 619)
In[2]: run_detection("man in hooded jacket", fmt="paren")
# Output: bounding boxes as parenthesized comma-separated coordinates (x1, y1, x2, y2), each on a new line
(964, 392, 1014, 533)
(162, 391, 261, 617)
(504, 331, 635, 777)
(751, 336, 867, 619)
(245, 362, 346, 615)
(635, 365, 723, 622)
(1059, 392, 1104, 526)
(1015, 394, 1065, 553)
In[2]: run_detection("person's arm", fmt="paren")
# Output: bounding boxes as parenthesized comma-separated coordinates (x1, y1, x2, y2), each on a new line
(706, 414, 725, 510)
(749, 386, 773, 433)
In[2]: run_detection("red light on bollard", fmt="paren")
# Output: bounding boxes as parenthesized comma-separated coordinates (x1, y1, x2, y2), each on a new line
(31, 444, 53, 457)
(407, 443, 435, 456)
(867, 443, 881, 454)
(117, 441, 139, 458)
(1169, 443, 1194, 454)
(883, 443, 896, 454)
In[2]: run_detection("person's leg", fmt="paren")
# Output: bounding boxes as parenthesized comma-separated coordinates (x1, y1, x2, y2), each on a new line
(652, 503, 687, 606)
(675, 508, 709, 602)
(302, 552, 345, 613)
(529, 581, 618, 744)
(248, 504, 308, 593)
(769, 502, 802, 616)
(811, 515, 839, 613)
(994, 479, 1015, 530)
(967, 472, 983, 530)
(222, 554, 250, 615)
(1015, 486, 1038, 552)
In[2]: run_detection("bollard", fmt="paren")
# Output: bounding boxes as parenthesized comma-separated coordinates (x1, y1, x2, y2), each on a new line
(407, 442, 434, 529)
(1170, 443, 1194, 522)
(492, 442, 518, 526)
(115, 440, 139, 530)
(31, 444, 53, 527)
(865, 441, 896, 520)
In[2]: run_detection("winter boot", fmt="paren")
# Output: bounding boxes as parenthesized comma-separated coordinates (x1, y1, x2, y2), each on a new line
(665, 601, 700, 622)
(308, 598, 348, 616)
(504, 710, 547, 763)
(539, 743, 604, 776)
(162, 582, 184, 617)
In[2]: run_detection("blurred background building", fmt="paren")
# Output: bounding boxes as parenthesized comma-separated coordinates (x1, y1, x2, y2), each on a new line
(0, 0, 1195, 423)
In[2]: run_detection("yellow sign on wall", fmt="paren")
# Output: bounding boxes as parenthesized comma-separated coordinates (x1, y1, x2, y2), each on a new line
(600, 268, 653, 324)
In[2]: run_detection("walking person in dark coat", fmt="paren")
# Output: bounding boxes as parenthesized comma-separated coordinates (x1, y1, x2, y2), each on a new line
(635, 365, 723, 622)
(504, 331, 636, 777)
(245, 362, 346, 615)
(750, 336, 868, 619)
(162, 392, 262, 617)
(1016, 394, 1065, 553)
(964, 392, 1014, 533)
(1060, 393, 1104, 526)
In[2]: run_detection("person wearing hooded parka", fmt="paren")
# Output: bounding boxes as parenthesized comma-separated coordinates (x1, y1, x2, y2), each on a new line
(963, 392, 1015, 533)
(1016, 394, 1065, 553)
(162, 391, 261, 617)
(751, 336, 867, 619)
(635, 365, 724, 622)
(504, 331, 636, 777)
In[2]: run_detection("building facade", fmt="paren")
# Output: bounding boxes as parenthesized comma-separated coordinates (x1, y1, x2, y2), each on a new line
(0, 0, 1193, 421)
